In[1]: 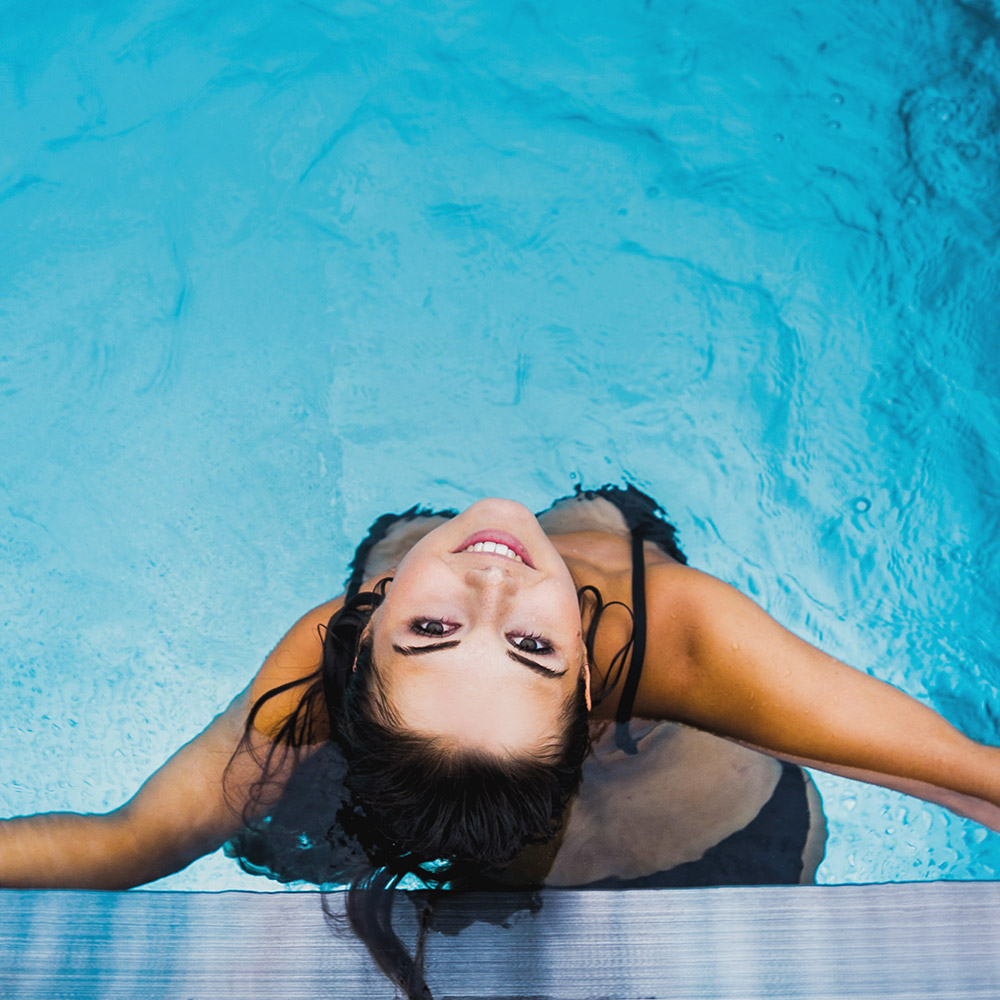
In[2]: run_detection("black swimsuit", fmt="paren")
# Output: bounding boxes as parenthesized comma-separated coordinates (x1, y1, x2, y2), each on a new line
(551, 483, 684, 754)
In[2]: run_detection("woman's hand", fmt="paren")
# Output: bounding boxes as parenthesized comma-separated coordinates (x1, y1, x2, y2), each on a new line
(641, 564, 1000, 831)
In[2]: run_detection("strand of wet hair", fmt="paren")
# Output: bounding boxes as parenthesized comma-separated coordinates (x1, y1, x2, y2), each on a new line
(576, 584, 635, 707)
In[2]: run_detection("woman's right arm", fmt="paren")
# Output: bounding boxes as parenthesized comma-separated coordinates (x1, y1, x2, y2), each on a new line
(0, 596, 344, 890)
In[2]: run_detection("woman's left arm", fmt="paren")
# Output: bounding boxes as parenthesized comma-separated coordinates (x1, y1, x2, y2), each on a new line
(641, 565, 1000, 831)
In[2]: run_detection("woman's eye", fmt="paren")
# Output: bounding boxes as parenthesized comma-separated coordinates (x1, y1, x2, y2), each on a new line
(508, 633, 554, 655)
(410, 619, 458, 637)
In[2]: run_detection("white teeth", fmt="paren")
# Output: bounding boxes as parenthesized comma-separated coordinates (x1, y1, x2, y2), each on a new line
(465, 541, 523, 562)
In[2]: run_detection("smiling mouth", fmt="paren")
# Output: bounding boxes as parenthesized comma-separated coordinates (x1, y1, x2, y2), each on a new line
(453, 531, 535, 568)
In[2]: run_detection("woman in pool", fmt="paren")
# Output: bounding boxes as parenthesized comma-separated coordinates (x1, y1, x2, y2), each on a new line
(2, 484, 999, 993)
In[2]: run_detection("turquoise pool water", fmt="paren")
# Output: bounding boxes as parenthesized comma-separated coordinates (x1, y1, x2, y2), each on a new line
(1, 0, 999, 890)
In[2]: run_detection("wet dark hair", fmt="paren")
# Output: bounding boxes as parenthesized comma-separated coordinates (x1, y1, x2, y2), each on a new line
(224, 578, 597, 999)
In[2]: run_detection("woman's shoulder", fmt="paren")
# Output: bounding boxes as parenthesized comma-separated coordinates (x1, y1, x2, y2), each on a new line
(248, 596, 345, 739)
(585, 558, 710, 722)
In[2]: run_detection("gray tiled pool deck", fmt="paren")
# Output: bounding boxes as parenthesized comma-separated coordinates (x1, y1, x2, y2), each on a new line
(2, 882, 998, 998)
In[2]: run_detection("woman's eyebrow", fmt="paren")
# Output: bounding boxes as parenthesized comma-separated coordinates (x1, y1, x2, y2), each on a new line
(391, 640, 566, 678)
(507, 650, 568, 677)
(392, 640, 460, 656)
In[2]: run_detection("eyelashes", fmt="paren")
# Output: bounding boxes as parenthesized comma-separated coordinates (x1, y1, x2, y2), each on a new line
(408, 619, 555, 656)
(507, 632, 554, 656)
(410, 619, 459, 638)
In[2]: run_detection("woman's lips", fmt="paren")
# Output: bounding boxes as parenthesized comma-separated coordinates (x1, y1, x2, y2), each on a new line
(453, 530, 535, 568)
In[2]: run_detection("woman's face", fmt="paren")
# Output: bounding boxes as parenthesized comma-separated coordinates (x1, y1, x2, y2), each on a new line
(369, 499, 589, 755)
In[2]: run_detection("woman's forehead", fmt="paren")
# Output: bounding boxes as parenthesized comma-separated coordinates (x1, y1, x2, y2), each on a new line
(381, 656, 564, 754)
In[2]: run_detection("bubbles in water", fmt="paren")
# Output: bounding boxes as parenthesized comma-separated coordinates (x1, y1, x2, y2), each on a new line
(956, 141, 980, 160)
(832, 92, 844, 105)
(827, 118, 842, 130)
(645, 185, 660, 198)
(773, 132, 785, 142)
(852, 496, 872, 513)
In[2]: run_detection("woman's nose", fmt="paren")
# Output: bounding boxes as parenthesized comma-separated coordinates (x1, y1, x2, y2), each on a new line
(464, 563, 517, 598)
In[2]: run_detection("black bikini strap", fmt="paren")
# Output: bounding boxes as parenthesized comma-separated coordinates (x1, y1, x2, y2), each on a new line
(614, 529, 647, 753)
